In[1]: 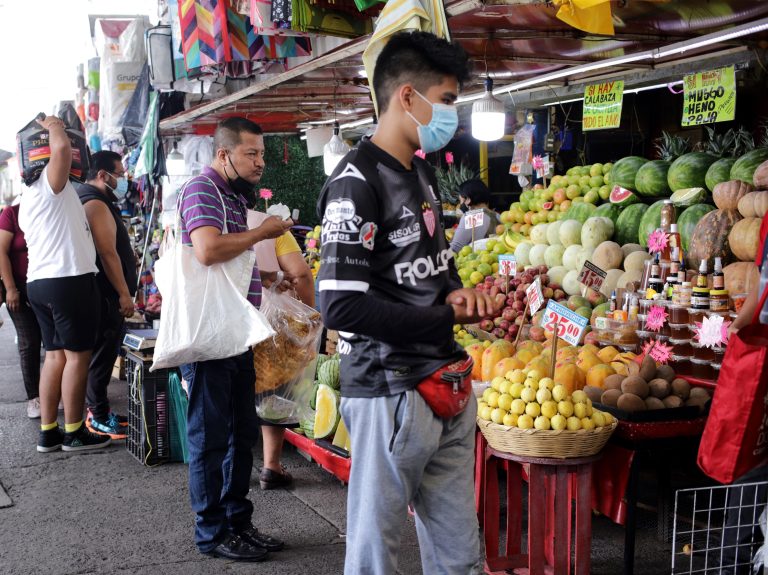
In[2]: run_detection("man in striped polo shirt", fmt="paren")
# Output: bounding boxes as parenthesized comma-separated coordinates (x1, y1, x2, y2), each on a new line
(178, 117, 293, 563)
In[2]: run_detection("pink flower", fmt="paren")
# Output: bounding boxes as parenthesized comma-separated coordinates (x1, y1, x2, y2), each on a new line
(445, 152, 454, 165)
(414, 149, 426, 160)
(259, 188, 273, 200)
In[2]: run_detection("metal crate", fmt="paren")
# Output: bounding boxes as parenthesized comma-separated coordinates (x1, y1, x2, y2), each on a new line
(125, 351, 171, 466)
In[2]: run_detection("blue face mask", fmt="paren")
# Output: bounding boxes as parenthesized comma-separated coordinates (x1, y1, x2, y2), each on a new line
(406, 89, 458, 154)
(108, 173, 129, 199)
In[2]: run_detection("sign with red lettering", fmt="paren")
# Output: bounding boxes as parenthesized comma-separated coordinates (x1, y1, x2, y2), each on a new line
(498, 254, 516, 277)
(682, 66, 735, 126)
(578, 260, 607, 292)
(540, 301, 589, 346)
(526, 277, 544, 314)
(464, 210, 485, 229)
(583, 81, 624, 131)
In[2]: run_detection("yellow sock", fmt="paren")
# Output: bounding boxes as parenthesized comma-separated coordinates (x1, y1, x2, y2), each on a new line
(64, 420, 83, 433)
(41, 421, 58, 432)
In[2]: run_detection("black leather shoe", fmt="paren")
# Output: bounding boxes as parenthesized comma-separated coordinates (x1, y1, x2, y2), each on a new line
(259, 466, 293, 490)
(236, 525, 285, 552)
(204, 533, 269, 562)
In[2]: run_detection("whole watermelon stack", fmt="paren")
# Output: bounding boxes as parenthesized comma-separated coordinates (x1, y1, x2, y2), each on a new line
(668, 152, 717, 192)
(705, 158, 736, 192)
(612, 156, 647, 191)
(730, 149, 768, 185)
(593, 203, 622, 227)
(686, 209, 743, 269)
(615, 203, 648, 246)
(635, 160, 672, 197)
(638, 200, 667, 247)
(563, 202, 597, 223)
(678, 204, 716, 251)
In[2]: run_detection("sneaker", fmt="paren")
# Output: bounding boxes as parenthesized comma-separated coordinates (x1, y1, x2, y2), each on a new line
(62, 424, 112, 452)
(87, 410, 128, 428)
(37, 426, 64, 453)
(86, 413, 127, 439)
(27, 398, 41, 419)
(204, 533, 269, 562)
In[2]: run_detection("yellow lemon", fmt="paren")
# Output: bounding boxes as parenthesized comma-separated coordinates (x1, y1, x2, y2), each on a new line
(491, 377, 506, 391)
(491, 408, 506, 425)
(502, 413, 518, 427)
(517, 414, 534, 430)
(538, 377, 555, 391)
(487, 391, 500, 408)
(603, 412, 615, 425)
(566, 416, 582, 431)
(511, 399, 526, 415)
(536, 388, 552, 404)
(552, 384, 568, 402)
(510, 382, 525, 399)
(498, 394, 513, 412)
(526, 402, 541, 418)
(479, 405, 493, 420)
(591, 411, 606, 428)
(571, 390, 588, 404)
(558, 400, 574, 418)
(534, 415, 551, 430)
(581, 417, 596, 431)
(551, 414, 567, 430)
(574, 403, 587, 419)
(527, 370, 542, 383)
(521, 387, 537, 403)
(541, 400, 558, 419)
(499, 380, 512, 395)
(510, 369, 526, 384)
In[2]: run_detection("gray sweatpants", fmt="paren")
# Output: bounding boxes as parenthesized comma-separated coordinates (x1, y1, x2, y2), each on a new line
(341, 389, 481, 575)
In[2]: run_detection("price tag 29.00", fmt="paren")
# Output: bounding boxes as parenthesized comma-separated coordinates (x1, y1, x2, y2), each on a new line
(526, 278, 544, 314)
(540, 300, 589, 347)
(498, 254, 516, 277)
(464, 210, 485, 230)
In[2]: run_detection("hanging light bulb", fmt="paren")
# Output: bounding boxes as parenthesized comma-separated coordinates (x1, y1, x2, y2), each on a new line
(166, 140, 186, 177)
(471, 78, 506, 142)
(323, 122, 351, 176)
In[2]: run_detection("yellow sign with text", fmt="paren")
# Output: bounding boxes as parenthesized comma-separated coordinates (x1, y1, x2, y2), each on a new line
(682, 66, 736, 126)
(583, 80, 623, 131)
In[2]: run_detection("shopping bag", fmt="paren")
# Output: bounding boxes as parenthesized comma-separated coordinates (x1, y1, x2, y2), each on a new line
(168, 370, 189, 463)
(697, 285, 768, 484)
(151, 179, 274, 371)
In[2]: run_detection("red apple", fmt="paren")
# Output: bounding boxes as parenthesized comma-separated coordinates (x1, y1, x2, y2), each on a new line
(492, 328, 506, 338)
(499, 320, 511, 331)
(494, 317, 504, 327)
(502, 308, 515, 321)
(543, 287, 554, 299)
(480, 319, 494, 332)
(503, 334, 514, 342)
(549, 283, 561, 291)
(508, 325, 519, 338)
(512, 301, 525, 312)
(506, 297, 516, 307)
(537, 265, 548, 275)
(554, 289, 566, 301)
(529, 326, 546, 342)
(539, 274, 550, 285)
(514, 316, 525, 326)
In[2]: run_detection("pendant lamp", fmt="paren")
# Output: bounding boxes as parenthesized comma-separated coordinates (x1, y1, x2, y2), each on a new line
(166, 140, 186, 176)
(471, 78, 505, 142)
(323, 122, 350, 176)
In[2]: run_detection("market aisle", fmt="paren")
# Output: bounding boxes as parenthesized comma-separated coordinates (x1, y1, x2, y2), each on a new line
(0, 306, 424, 575)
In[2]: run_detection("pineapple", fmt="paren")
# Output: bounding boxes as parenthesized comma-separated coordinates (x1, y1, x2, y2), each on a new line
(435, 161, 480, 205)
(655, 131, 692, 161)
(703, 126, 755, 158)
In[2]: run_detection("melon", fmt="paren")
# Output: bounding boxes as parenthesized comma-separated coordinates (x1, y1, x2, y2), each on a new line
(612, 156, 647, 190)
(530, 223, 549, 244)
(678, 204, 716, 252)
(545, 244, 566, 268)
(601, 269, 624, 297)
(562, 245, 583, 271)
(617, 269, 643, 291)
(318, 359, 341, 390)
(728, 217, 761, 262)
(559, 219, 583, 247)
(738, 191, 768, 219)
(686, 209, 743, 269)
(529, 244, 548, 267)
(609, 186, 640, 206)
(564, 203, 597, 224)
(563, 270, 582, 296)
(593, 203, 622, 227)
(615, 203, 648, 246)
(623, 250, 651, 272)
(621, 243, 644, 259)
(705, 157, 736, 192)
(592, 241, 623, 271)
(635, 160, 672, 197)
(547, 266, 568, 287)
(730, 148, 768, 185)
(670, 187, 706, 208)
(546, 220, 563, 246)
(514, 241, 534, 266)
(754, 160, 768, 189)
(723, 262, 760, 294)
(712, 180, 754, 210)
(575, 247, 592, 273)
(313, 384, 341, 439)
(581, 217, 614, 249)
(638, 200, 668, 247)
(667, 152, 718, 192)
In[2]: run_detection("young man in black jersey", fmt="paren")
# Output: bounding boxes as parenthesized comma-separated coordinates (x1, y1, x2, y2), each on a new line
(317, 31, 499, 574)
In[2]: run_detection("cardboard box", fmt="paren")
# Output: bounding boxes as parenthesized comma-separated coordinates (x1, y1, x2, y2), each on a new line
(112, 356, 125, 381)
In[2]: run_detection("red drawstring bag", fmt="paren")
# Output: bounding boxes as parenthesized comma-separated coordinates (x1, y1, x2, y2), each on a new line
(697, 286, 768, 484)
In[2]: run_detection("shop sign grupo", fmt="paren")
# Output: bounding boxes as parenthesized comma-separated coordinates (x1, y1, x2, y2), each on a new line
(681, 65, 736, 126)
(582, 80, 624, 131)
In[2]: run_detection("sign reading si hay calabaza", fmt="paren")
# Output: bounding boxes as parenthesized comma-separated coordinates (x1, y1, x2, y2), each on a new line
(540, 300, 589, 347)
(682, 65, 736, 126)
(583, 80, 624, 131)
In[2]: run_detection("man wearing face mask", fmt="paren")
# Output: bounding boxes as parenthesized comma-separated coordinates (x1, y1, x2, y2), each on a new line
(317, 32, 500, 574)
(76, 151, 138, 438)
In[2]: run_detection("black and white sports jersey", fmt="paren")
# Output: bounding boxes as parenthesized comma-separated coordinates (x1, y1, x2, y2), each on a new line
(317, 139, 464, 398)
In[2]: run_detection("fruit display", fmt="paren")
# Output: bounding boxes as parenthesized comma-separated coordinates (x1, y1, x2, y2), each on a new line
(635, 160, 672, 197)
(667, 152, 718, 192)
(678, 204, 716, 252)
(705, 158, 736, 191)
(299, 354, 349, 451)
(611, 156, 646, 191)
(686, 208, 743, 268)
(730, 148, 768, 185)
(729, 218, 762, 262)
(737, 190, 768, 218)
(304, 225, 322, 278)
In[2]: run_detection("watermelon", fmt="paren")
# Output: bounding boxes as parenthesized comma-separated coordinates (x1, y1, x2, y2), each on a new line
(730, 148, 768, 185)
(670, 187, 706, 208)
(563, 202, 597, 223)
(615, 203, 648, 246)
(318, 359, 340, 390)
(705, 158, 736, 192)
(678, 204, 715, 252)
(609, 186, 640, 206)
(638, 200, 668, 247)
(687, 209, 743, 269)
(593, 203, 622, 227)
(612, 156, 647, 190)
(635, 160, 672, 197)
(667, 152, 717, 192)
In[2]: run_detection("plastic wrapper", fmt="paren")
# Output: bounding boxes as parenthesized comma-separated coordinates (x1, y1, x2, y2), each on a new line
(267, 203, 291, 220)
(253, 287, 324, 423)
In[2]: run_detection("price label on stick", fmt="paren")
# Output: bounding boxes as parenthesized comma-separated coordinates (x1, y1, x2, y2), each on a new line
(540, 301, 589, 347)
(464, 210, 485, 230)
(498, 254, 517, 277)
(578, 260, 607, 292)
(526, 277, 544, 314)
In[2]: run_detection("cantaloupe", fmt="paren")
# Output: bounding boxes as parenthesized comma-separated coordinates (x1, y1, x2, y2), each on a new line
(601, 269, 624, 297)
(592, 241, 623, 271)
(624, 250, 651, 272)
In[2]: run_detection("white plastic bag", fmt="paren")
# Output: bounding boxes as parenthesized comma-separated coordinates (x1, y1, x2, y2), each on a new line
(151, 182, 274, 371)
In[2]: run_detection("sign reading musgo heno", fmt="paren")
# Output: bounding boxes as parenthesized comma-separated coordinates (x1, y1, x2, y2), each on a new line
(681, 66, 736, 126)
(583, 80, 624, 131)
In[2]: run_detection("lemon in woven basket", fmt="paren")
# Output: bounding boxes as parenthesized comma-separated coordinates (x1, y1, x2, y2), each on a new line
(551, 414, 567, 430)
(517, 414, 534, 429)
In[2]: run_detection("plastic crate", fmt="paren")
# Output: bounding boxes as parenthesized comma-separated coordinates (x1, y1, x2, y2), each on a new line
(126, 351, 172, 466)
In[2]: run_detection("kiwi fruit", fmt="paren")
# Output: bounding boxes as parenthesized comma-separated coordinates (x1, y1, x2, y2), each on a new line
(645, 396, 665, 410)
(648, 378, 671, 399)
(603, 374, 625, 391)
(671, 378, 691, 400)
(686, 396, 709, 414)
(689, 387, 710, 400)
(583, 385, 603, 404)
(621, 376, 650, 399)
(601, 389, 622, 407)
(656, 365, 676, 383)
(639, 355, 657, 381)
(663, 395, 684, 409)
(617, 393, 647, 412)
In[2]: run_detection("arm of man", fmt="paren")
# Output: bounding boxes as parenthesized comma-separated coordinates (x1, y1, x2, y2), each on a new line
(277, 251, 315, 306)
(190, 217, 290, 266)
(83, 201, 134, 317)
(37, 116, 72, 194)
(0, 230, 19, 312)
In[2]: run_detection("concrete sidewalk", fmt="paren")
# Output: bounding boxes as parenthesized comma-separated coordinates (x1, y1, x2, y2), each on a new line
(0, 307, 672, 575)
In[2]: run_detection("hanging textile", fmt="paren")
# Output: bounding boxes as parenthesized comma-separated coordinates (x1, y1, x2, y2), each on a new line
(291, 0, 373, 38)
(227, 5, 312, 59)
(251, 0, 306, 36)
(178, 0, 229, 70)
(134, 91, 161, 185)
(552, 0, 614, 36)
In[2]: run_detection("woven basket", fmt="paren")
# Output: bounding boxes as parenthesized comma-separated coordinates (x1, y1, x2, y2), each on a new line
(477, 418, 617, 459)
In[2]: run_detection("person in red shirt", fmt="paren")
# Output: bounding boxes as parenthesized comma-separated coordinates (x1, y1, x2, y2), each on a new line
(0, 203, 43, 418)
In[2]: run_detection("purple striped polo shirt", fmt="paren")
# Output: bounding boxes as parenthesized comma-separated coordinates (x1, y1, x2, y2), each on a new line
(178, 166, 262, 307)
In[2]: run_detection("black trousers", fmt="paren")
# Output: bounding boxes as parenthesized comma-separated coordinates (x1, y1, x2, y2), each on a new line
(85, 294, 125, 420)
(5, 284, 42, 400)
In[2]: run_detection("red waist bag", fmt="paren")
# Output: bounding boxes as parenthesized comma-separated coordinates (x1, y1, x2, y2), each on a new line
(416, 356, 474, 419)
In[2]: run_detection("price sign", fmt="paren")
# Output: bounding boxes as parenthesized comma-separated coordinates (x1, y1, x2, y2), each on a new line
(464, 210, 485, 229)
(540, 300, 589, 347)
(498, 254, 517, 277)
(681, 66, 736, 126)
(578, 260, 607, 292)
(583, 80, 624, 131)
(526, 277, 544, 314)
